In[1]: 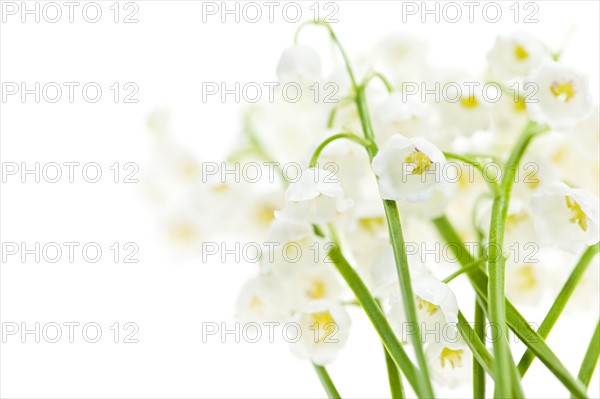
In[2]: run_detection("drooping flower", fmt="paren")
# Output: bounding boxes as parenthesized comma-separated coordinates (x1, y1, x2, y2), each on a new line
(525, 62, 593, 130)
(531, 181, 599, 253)
(426, 340, 473, 388)
(275, 168, 352, 224)
(276, 45, 322, 86)
(372, 135, 446, 202)
(487, 32, 550, 80)
(289, 300, 351, 365)
(235, 274, 290, 323)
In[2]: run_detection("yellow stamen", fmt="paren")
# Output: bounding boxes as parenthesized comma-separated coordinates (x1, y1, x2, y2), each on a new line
(417, 297, 439, 317)
(460, 95, 479, 109)
(440, 348, 464, 369)
(405, 148, 433, 175)
(517, 265, 536, 291)
(565, 196, 588, 231)
(358, 217, 386, 234)
(550, 81, 575, 102)
(514, 44, 529, 60)
(307, 280, 327, 300)
(312, 311, 336, 341)
(169, 223, 197, 243)
(249, 296, 262, 310)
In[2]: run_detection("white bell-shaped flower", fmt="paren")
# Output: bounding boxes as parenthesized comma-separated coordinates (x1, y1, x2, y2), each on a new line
(275, 168, 352, 224)
(276, 45, 321, 86)
(487, 32, 550, 80)
(426, 340, 473, 388)
(531, 181, 599, 253)
(525, 62, 593, 130)
(289, 300, 351, 365)
(372, 135, 446, 203)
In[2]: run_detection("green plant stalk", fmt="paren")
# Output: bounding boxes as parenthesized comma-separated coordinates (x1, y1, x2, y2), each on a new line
(384, 344, 405, 399)
(473, 302, 487, 398)
(457, 311, 495, 377)
(575, 319, 600, 395)
(443, 257, 487, 283)
(299, 21, 434, 397)
(381, 200, 434, 398)
(486, 121, 543, 397)
(443, 151, 500, 195)
(518, 243, 600, 375)
(313, 364, 341, 399)
(433, 215, 588, 398)
(327, 245, 428, 397)
(309, 133, 369, 168)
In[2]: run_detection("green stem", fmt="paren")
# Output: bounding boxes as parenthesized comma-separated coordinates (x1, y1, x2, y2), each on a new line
(382, 200, 434, 398)
(362, 71, 394, 93)
(313, 364, 341, 399)
(486, 121, 544, 397)
(384, 344, 405, 399)
(518, 243, 600, 375)
(433, 214, 588, 398)
(575, 320, 600, 394)
(443, 151, 500, 195)
(473, 302, 487, 398)
(309, 133, 369, 168)
(327, 245, 427, 397)
(457, 311, 495, 378)
(442, 257, 487, 284)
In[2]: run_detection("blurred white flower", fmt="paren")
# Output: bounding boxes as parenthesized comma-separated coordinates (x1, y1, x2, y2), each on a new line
(275, 168, 352, 224)
(372, 92, 434, 144)
(372, 135, 446, 202)
(276, 45, 321, 86)
(143, 142, 202, 208)
(487, 32, 550, 80)
(288, 267, 343, 310)
(262, 218, 325, 277)
(525, 62, 593, 130)
(157, 204, 206, 258)
(531, 181, 600, 253)
(373, 33, 429, 85)
(236, 274, 290, 323)
(290, 300, 351, 365)
(505, 260, 548, 306)
(426, 340, 473, 388)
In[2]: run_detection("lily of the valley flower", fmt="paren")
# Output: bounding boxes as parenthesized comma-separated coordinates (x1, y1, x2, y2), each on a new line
(525, 62, 593, 130)
(372, 135, 446, 202)
(487, 32, 550, 80)
(235, 274, 290, 323)
(275, 168, 352, 224)
(276, 45, 322, 86)
(388, 271, 460, 344)
(531, 181, 600, 253)
(426, 340, 473, 388)
(290, 300, 351, 365)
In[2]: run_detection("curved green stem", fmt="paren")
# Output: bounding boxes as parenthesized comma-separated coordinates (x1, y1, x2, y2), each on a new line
(518, 243, 600, 375)
(443, 151, 500, 195)
(362, 71, 394, 93)
(313, 364, 341, 399)
(309, 133, 369, 168)
(443, 257, 487, 284)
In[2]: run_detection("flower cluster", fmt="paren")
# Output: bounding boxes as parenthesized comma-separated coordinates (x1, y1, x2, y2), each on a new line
(143, 27, 599, 397)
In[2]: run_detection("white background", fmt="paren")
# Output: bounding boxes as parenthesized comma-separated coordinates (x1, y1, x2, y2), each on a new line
(1, 1, 599, 398)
